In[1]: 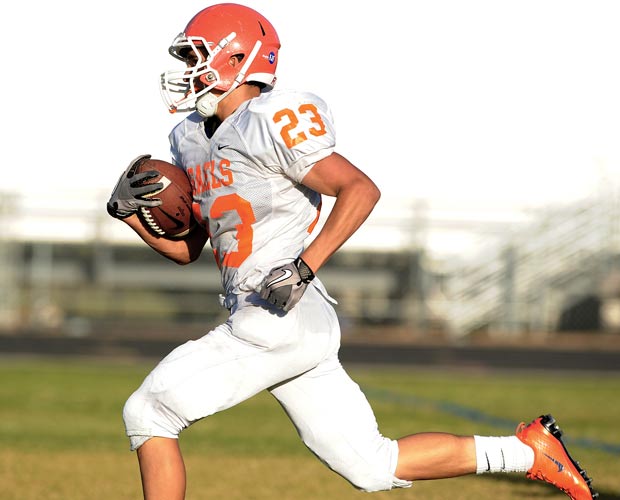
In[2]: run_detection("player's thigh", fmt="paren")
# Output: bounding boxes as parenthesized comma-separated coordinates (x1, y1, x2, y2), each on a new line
(131, 289, 338, 424)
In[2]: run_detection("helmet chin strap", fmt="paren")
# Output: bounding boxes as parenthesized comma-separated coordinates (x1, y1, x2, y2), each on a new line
(196, 80, 240, 118)
(196, 92, 221, 118)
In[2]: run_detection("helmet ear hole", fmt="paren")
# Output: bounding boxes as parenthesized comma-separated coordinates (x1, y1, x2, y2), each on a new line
(230, 54, 245, 66)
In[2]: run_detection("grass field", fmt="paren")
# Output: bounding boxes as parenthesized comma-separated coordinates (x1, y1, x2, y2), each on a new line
(1, 356, 619, 500)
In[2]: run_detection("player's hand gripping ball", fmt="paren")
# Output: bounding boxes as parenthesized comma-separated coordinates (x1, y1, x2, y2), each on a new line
(107, 154, 195, 238)
(133, 157, 195, 239)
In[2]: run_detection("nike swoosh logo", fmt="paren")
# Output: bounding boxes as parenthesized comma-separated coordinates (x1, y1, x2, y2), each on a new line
(142, 176, 172, 198)
(217, 144, 230, 150)
(543, 453, 565, 473)
(265, 269, 293, 288)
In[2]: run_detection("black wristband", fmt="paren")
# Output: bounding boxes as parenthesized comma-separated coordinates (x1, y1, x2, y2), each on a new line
(295, 257, 315, 283)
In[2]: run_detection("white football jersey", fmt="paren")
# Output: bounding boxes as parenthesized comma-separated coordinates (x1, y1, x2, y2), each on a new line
(169, 89, 336, 296)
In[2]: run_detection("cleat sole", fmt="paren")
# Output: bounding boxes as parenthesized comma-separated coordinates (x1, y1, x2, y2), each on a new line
(541, 414, 564, 438)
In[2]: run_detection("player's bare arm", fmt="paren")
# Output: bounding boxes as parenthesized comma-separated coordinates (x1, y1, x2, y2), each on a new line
(299, 152, 380, 273)
(260, 153, 380, 311)
(123, 214, 208, 265)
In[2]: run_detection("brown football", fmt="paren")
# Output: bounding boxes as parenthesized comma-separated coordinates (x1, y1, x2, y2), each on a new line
(135, 158, 195, 239)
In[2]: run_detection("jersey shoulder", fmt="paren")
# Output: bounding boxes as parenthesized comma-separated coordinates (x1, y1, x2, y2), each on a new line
(233, 90, 336, 181)
(169, 112, 204, 147)
(169, 112, 211, 167)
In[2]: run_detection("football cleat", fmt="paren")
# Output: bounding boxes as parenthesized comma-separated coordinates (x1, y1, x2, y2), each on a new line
(516, 414, 598, 499)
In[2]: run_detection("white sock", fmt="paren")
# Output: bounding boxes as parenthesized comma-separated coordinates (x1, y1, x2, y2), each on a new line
(473, 435, 535, 474)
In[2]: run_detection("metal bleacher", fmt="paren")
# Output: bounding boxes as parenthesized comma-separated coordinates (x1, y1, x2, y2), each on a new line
(442, 194, 620, 337)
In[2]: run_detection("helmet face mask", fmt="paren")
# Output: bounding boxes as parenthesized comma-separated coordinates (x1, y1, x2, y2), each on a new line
(160, 33, 228, 114)
(160, 4, 280, 114)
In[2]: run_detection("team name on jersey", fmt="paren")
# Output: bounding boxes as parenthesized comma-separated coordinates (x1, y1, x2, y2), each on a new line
(187, 159, 234, 196)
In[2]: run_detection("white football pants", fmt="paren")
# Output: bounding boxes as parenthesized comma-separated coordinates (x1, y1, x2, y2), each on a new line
(123, 283, 411, 492)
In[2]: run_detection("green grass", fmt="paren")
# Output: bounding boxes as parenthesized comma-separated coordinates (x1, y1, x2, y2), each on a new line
(1, 357, 618, 499)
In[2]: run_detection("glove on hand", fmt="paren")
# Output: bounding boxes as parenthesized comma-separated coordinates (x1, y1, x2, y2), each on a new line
(260, 257, 315, 312)
(106, 154, 164, 219)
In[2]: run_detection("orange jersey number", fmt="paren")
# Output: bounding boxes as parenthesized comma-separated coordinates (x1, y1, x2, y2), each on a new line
(210, 193, 256, 269)
(273, 103, 327, 149)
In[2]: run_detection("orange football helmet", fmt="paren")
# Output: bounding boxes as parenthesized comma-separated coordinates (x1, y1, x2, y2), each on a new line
(160, 3, 280, 116)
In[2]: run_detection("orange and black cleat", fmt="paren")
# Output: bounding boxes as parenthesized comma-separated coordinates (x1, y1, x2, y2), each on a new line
(516, 414, 598, 499)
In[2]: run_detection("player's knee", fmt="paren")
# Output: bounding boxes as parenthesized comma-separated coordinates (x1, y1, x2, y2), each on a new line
(343, 471, 408, 493)
(348, 477, 391, 492)
(123, 391, 151, 450)
(312, 436, 412, 492)
(123, 389, 183, 451)
(316, 448, 404, 492)
(122, 391, 138, 429)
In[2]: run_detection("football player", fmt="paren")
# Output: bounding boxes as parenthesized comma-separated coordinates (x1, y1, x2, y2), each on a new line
(107, 3, 597, 499)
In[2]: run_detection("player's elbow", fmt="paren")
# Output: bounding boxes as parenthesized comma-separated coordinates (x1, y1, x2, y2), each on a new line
(158, 247, 200, 266)
(170, 255, 194, 266)
(162, 228, 207, 265)
(359, 179, 381, 210)
(369, 183, 381, 206)
(169, 249, 202, 265)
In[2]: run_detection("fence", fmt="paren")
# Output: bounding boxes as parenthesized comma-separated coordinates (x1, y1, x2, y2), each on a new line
(1, 189, 620, 339)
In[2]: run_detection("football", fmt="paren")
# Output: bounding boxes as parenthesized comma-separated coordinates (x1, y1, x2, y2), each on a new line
(135, 158, 195, 239)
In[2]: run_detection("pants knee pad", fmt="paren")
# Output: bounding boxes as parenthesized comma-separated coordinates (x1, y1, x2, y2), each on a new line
(122, 389, 183, 451)
(341, 469, 412, 493)
(311, 437, 412, 492)
(123, 391, 152, 451)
